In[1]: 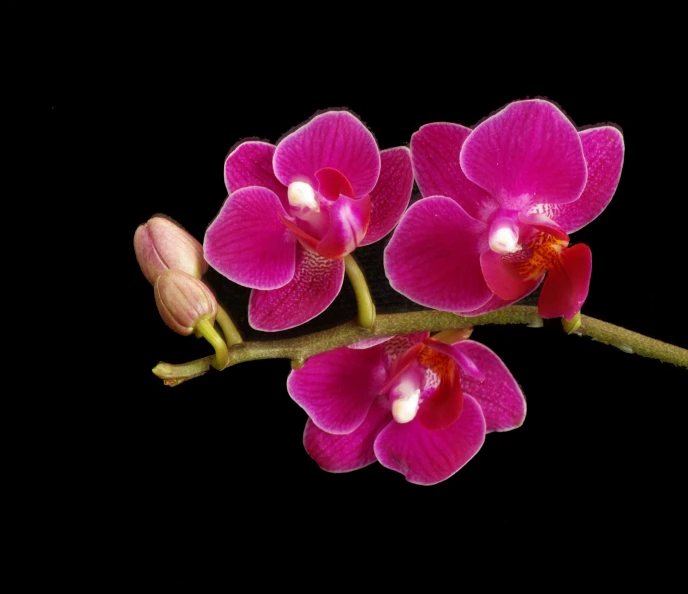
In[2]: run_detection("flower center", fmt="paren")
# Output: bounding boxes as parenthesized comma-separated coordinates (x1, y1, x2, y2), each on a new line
(505, 231, 569, 280)
(287, 181, 320, 213)
(391, 378, 421, 424)
(489, 219, 521, 254)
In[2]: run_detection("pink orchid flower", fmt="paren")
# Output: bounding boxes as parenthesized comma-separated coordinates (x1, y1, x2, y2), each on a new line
(384, 99, 624, 320)
(287, 333, 525, 485)
(204, 110, 413, 331)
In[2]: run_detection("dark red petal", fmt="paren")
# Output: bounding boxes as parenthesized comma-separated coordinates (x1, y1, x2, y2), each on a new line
(538, 243, 592, 320)
(315, 167, 356, 200)
(418, 355, 464, 431)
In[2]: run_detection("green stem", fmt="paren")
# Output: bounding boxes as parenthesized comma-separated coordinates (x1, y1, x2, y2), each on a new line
(195, 316, 230, 370)
(216, 304, 243, 346)
(152, 306, 688, 385)
(344, 254, 376, 329)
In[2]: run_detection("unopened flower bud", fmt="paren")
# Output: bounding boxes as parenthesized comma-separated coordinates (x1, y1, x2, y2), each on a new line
(134, 215, 208, 284)
(154, 269, 218, 336)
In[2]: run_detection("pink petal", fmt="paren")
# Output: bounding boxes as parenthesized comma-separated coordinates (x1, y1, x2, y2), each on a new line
(287, 344, 388, 434)
(204, 187, 296, 290)
(224, 141, 288, 207)
(303, 401, 392, 472)
(527, 126, 625, 233)
(459, 292, 527, 316)
(460, 99, 587, 209)
(360, 147, 414, 246)
(273, 111, 381, 198)
(316, 194, 371, 259)
(374, 394, 486, 485)
(538, 243, 592, 320)
(417, 357, 463, 431)
(384, 197, 493, 312)
(248, 245, 345, 331)
(452, 341, 526, 432)
(411, 122, 498, 221)
(422, 338, 485, 382)
(480, 249, 542, 301)
(315, 167, 355, 200)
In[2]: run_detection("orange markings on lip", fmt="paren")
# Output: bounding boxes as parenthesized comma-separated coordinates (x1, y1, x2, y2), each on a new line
(508, 231, 569, 281)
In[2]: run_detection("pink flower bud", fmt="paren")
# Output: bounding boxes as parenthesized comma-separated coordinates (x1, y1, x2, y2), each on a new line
(134, 215, 208, 284)
(154, 269, 218, 336)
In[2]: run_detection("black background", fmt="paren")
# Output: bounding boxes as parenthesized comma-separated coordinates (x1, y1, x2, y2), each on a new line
(52, 45, 687, 530)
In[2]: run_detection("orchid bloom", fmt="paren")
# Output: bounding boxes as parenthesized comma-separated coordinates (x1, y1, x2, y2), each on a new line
(384, 99, 624, 320)
(287, 332, 525, 485)
(204, 110, 413, 331)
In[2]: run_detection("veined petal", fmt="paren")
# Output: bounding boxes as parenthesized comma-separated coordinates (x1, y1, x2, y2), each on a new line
(422, 338, 485, 382)
(480, 249, 542, 301)
(303, 402, 392, 472)
(204, 187, 296, 289)
(527, 126, 625, 233)
(316, 194, 370, 259)
(384, 197, 493, 312)
(374, 394, 486, 486)
(288, 343, 388, 434)
(460, 99, 587, 209)
(411, 122, 498, 221)
(459, 292, 530, 316)
(273, 111, 381, 198)
(224, 141, 288, 207)
(360, 147, 414, 246)
(417, 353, 463, 431)
(538, 243, 592, 320)
(248, 246, 345, 331)
(452, 341, 526, 432)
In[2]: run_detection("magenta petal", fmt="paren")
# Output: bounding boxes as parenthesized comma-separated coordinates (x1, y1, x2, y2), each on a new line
(360, 147, 414, 246)
(315, 167, 355, 200)
(384, 197, 492, 312)
(411, 122, 498, 221)
(527, 126, 625, 233)
(374, 395, 486, 485)
(287, 344, 387, 434)
(303, 402, 392, 472)
(273, 111, 381, 198)
(248, 245, 345, 331)
(224, 141, 288, 207)
(480, 249, 542, 301)
(204, 187, 296, 290)
(460, 292, 528, 316)
(316, 194, 371, 259)
(460, 99, 587, 209)
(538, 243, 592, 320)
(452, 341, 526, 432)
(422, 338, 485, 382)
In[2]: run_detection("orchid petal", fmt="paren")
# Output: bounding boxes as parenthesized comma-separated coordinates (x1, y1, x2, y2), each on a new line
(480, 249, 542, 301)
(538, 243, 592, 320)
(527, 126, 625, 233)
(374, 395, 486, 485)
(384, 197, 492, 312)
(316, 194, 370, 259)
(460, 99, 587, 209)
(452, 341, 526, 432)
(303, 402, 392, 473)
(273, 111, 381, 198)
(422, 338, 485, 382)
(417, 353, 463, 431)
(459, 292, 530, 316)
(287, 343, 387, 434)
(224, 141, 288, 207)
(204, 187, 296, 290)
(360, 147, 414, 246)
(411, 122, 498, 221)
(248, 246, 345, 331)
(315, 167, 355, 200)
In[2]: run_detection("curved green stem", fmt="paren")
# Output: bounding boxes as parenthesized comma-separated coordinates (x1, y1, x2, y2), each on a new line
(216, 305, 243, 346)
(344, 254, 376, 329)
(195, 316, 230, 370)
(152, 306, 688, 385)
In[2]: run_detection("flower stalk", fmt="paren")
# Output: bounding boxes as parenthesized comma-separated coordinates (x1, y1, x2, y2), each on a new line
(344, 254, 376, 329)
(151, 305, 688, 385)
